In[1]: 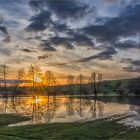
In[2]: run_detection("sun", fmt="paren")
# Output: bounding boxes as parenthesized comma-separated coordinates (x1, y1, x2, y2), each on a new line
(34, 76, 42, 83)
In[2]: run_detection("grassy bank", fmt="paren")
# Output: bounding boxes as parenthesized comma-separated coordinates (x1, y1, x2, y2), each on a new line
(0, 114, 30, 127)
(0, 114, 140, 139)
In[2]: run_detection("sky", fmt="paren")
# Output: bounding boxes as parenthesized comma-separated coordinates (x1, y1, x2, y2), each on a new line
(0, 0, 140, 82)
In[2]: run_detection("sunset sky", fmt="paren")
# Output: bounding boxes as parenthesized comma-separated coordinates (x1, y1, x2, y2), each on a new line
(0, 0, 140, 81)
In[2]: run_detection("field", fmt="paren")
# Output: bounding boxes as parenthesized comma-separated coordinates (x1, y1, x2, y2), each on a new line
(0, 114, 140, 140)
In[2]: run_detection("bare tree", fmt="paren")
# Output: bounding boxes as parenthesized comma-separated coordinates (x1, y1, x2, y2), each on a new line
(115, 81, 125, 96)
(10, 68, 25, 112)
(12, 68, 25, 95)
(28, 64, 42, 94)
(0, 64, 8, 112)
(44, 71, 56, 95)
(0, 64, 9, 96)
(76, 74, 84, 96)
(89, 72, 103, 97)
(44, 71, 56, 87)
(67, 74, 75, 95)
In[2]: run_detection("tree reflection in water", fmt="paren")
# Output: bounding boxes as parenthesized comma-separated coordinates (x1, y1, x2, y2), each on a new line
(66, 96, 74, 116)
(66, 96, 105, 119)
(0, 96, 106, 124)
(31, 95, 58, 124)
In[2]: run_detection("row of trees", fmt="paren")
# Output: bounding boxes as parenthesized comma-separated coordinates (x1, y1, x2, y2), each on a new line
(0, 64, 103, 97)
(115, 78, 140, 96)
(0, 64, 57, 96)
(67, 73, 103, 96)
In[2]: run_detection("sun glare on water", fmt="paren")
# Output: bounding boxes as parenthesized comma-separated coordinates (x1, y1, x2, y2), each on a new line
(32, 96, 43, 104)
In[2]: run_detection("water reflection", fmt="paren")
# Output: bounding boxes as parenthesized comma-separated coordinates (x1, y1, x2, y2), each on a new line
(0, 96, 140, 124)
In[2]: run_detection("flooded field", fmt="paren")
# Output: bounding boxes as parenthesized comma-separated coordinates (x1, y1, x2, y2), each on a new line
(0, 96, 140, 126)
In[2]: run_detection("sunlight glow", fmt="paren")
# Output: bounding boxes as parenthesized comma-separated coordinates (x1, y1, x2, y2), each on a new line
(32, 96, 43, 104)
(35, 76, 42, 83)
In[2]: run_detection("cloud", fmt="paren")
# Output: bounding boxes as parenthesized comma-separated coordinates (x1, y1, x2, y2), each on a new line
(48, 33, 95, 50)
(40, 41, 56, 51)
(49, 36, 74, 50)
(71, 33, 94, 47)
(115, 40, 140, 50)
(131, 60, 140, 66)
(0, 47, 11, 56)
(82, 4, 140, 43)
(21, 48, 37, 53)
(123, 66, 140, 72)
(26, 0, 95, 52)
(0, 26, 8, 35)
(3, 35, 11, 43)
(103, 0, 119, 3)
(0, 18, 10, 42)
(122, 59, 140, 72)
(26, 10, 52, 32)
(77, 47, 117, 62)
(38, 54, 49, 60)
(45, 0, 91, 19)
(29, 0, 91, 19)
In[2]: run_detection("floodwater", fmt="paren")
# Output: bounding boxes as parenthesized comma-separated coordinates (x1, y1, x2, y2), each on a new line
(0, 96, 140, 126)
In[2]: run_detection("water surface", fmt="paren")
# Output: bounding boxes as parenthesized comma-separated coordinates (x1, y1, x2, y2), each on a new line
(0, 96, 140, 125)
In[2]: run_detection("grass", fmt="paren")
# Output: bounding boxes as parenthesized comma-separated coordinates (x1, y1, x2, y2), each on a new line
(0, 114, 30, 127)
(0, 114, 140, 139)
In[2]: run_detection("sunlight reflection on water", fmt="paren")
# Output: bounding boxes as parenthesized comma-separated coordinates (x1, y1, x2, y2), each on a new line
(0, 96, 140, 126)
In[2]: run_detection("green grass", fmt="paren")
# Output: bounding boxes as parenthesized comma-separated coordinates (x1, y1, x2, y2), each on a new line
(0, 114, 140, 140)
(0, 114, 30, 127)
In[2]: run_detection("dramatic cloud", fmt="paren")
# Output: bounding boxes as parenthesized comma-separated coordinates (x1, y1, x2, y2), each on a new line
(26, 10, 52, 32)
(115, 41, 140, 50)
(49, 36, 74, 50)
(82, 4, 140, 43)
(77, 47, 117, 62)
(71, 33, 94, 47)
(0, 0, 140, 79)
(29, 0, 91, 19)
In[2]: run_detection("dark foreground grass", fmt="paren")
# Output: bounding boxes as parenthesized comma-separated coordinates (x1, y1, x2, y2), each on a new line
(0, 114, 140, 140)
(0, 114, 30, 127)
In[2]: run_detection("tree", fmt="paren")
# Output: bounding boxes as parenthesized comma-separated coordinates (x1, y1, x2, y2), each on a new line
(67, 74, 75, 95)
(89, 72, 103, 96)
(44, 71, 56, 87)
(0, 64, 8, 96)
(12, 68, 25, 95)
(76, 74, 84, 96)
(28, 64, 42, 94)
(115, 81, 125, 96)
(44, 71, 56, 95)
(10, 68, 25, 112)
(0, 64, 9, 113)
(127, 78, 140, 95)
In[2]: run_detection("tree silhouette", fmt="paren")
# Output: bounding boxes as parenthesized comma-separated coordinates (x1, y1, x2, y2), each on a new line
(11, 68, 25, 112)
(28, 64, 42, 94)
(44, 71, 56, 95)
(0, 64, 8, 96)
(89, 72, 102, 97)
(67, 74, 75, 95)
(44, 71, 56, 87)
(0, 64, 9, 113)
(76, 74, 85, 96)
